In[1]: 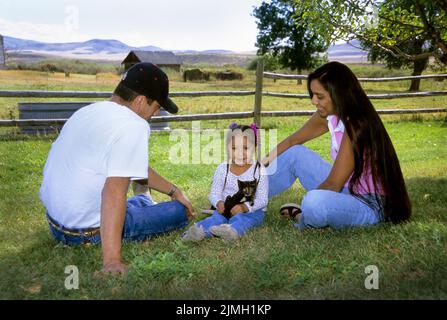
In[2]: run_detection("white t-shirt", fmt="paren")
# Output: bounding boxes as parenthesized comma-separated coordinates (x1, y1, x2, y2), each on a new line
(40, 101, 150, 229)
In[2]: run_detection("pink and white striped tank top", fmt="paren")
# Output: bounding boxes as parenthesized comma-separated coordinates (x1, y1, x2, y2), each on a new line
(327, 115, 383, 195)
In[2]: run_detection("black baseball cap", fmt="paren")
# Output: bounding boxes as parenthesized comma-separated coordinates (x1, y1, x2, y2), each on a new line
(119, 62, 178, 114)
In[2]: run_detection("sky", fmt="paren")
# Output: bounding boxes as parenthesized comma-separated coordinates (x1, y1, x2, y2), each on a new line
(0, 0, 266, 51)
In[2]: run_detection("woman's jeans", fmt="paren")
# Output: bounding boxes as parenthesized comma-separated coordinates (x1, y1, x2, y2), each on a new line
(48, 194, 189, 245)
(266, 145, 382, 230)
(195, 210, 265, 237)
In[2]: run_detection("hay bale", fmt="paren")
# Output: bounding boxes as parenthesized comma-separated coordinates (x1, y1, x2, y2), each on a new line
(214, 70, 243, 81)
(183, 68, 210, 82)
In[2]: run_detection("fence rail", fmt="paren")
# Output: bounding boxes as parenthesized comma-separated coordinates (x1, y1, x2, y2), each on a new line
(263, 90, 447, 99)
(2, 89, 446, 100)
(1, 108, 445, 127)
(0, 60, 446, 130)
(263, 72, 447, 82)
(0, 90, 256, 98)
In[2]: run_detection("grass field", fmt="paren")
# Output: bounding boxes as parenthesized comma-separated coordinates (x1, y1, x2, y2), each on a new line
(0, 65, 446, 299)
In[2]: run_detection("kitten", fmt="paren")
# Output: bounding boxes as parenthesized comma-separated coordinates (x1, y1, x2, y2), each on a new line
(221, 179, 258, 219)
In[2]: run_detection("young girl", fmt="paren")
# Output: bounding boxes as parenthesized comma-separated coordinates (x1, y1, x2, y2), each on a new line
(182, 123, 269, 242)
(263, 61, 411, 230)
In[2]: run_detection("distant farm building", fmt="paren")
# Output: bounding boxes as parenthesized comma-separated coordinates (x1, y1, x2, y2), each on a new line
(0, 35, 5, 69)
(121, 50, 182, 72)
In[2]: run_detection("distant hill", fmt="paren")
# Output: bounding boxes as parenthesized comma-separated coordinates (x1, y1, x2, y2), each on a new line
(2, 35, 370, 65)
(3, 36, 39, 50)
(174, 49, 235, 54)
(4, 36, 164, 54)
(327, 40, 368, 63)
(3, 36, 238, 56)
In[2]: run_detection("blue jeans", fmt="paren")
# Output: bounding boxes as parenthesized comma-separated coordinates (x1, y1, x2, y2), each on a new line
(48, 194, 189, 245)
(196, 210, 265, 237)
(266, 144, 382, 230)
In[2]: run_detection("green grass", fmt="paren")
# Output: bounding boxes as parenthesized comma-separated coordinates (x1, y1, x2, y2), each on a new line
(8, 59, 122, 76)
(0, 115, 446, 299)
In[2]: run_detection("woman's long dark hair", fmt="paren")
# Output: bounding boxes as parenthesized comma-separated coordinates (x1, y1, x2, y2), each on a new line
(307, 61, 411, 223)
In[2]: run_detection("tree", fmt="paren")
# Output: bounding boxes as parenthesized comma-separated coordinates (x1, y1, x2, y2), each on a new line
(247, 54, 281, 72)
(359, 0, 442, 91)
(362, 38, 429, 91)
(253, 0, 328, 78)
(296, 0, 447, 65)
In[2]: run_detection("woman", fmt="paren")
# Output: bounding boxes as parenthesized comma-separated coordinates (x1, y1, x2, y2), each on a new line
(263, 61, 411, 229)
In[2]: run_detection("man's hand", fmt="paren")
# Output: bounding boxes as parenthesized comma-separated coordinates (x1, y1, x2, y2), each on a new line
(231, 204, 248, 216)
(216, 201, 225, 214)
(147, 168, 195, 220)
(94, 259, 128, 278)
(171, 188, 195, 220)
(100, 260, 129, 276)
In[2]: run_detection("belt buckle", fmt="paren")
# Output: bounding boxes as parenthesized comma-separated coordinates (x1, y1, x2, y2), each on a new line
(83, 229, 100, 237)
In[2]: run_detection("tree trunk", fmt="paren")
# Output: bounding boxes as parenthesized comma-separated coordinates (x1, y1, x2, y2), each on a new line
(296, 69, 302, 85)
(409, 58, 428, 92)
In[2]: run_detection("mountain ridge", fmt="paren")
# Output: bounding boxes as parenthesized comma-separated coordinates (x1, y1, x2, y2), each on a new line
(2, 35, 368, 64)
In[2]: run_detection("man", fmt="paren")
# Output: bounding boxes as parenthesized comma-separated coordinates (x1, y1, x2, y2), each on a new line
(40, 62, 194, 276)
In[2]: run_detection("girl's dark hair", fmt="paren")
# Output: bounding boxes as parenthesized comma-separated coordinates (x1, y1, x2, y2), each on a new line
(307, 61, 411, 223)
(223, 124, 260, 190)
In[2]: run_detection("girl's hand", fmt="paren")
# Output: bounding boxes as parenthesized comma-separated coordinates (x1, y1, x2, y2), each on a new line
(216, 201, 225, 214)
(231, 204, 248, 216)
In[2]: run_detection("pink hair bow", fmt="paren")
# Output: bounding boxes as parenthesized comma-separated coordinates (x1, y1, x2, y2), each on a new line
(250, 123, 259, 137)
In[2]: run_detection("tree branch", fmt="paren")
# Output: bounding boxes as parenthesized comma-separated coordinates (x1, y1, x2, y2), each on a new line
(315, 0, 442, 62)
(433, 0, 447, 14)
(354, 32, 434, 61)
(415, 2, 447, 55)
(376, 13, 425, 31)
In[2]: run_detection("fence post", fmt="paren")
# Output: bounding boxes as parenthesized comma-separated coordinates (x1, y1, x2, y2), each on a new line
(254, 58, 264, 127)
(254, 58, 264, 162)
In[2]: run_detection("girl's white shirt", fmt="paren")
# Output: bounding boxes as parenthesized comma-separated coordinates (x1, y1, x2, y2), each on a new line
(208, 162, 269, 213)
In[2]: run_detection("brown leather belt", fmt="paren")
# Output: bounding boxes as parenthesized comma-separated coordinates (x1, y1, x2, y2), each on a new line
(46, 213, 101, 237)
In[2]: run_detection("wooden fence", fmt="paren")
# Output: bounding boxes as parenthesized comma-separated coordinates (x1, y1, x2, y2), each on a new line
(0, 59, 446, 130)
